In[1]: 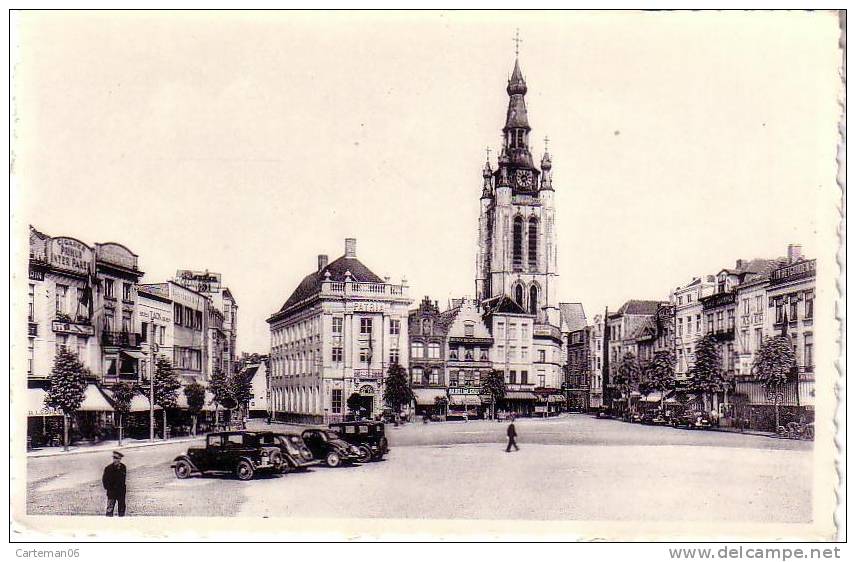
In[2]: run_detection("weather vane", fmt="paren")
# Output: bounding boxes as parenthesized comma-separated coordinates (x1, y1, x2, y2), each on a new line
(544, 135, 550, 152)
(513, 28, 523, 58)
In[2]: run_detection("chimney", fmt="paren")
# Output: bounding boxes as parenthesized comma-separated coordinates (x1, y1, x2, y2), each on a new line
(345, 238, 357, 258)
(788, 244, 803, 264)
(317, 254, 329, 271)
(735, 259, 745, 270)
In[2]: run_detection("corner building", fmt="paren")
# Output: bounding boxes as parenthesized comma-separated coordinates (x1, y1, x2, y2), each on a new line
(475, 55, 564, 394)
(267, 239, 411, 424)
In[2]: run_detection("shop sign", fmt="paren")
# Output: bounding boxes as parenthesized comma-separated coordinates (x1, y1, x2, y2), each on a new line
(48, 237, 92, 276)
(176, 269, 222, 293)
(449, 387, 480, 395)
(96, 243, 137, 270)
(52, 321, 95, 336)
(29, 268, 45, 281)
(770, 259, 816, 286)
(353, 302, 387, 313)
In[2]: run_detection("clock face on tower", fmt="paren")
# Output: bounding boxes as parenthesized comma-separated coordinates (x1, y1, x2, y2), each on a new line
(515, 169, 533, 190)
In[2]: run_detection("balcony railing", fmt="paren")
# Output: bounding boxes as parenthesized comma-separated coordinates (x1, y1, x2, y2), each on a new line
(101, 331, 142, 348)
(320, 280, 408, 299)
(533, 323, 562, 341)
(353, 369, 384, 381)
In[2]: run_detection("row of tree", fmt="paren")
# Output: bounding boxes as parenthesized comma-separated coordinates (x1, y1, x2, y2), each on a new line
(609, 332, 798, 427)
(43, 348, 255, 451)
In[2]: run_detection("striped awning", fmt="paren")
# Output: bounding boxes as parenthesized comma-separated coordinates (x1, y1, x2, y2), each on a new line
(27, 388, 61, 417)
(412, 388, 447, 406)
(504, 391, 537, 401)
(77, 384, 114, 412)
(449, 394, 481, 406)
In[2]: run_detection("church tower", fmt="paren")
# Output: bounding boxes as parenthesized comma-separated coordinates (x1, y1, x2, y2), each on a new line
(476, 52, 559, 330)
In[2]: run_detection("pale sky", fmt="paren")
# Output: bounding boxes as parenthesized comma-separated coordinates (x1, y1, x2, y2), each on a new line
(12, 11, 842, 353)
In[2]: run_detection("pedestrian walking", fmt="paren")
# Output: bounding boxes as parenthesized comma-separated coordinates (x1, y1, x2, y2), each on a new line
(102, 450, 127, 517)
(505, 416, 519, 452)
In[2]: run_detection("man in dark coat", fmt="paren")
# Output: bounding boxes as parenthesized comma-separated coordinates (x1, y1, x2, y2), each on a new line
(102, 451, 127, 517)
(505, 416, 519, 452)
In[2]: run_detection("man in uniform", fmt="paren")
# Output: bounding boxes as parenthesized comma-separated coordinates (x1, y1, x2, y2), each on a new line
(102, 450, 127, 517)
(505, 416, 519, 452)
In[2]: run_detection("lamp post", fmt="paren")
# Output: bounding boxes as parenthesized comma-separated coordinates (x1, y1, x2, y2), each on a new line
(149, 330, 159, 442)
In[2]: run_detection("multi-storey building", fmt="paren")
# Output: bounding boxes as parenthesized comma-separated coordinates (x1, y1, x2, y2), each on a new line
(445, 299, 494, 418)
(138, 281, 208, 385)
(605, 300, 663, 410)
(588, 312, 606, 409)
(175, 270, 239, 378)
(267, 238, 411, 424)
(672, 276, 715, 379)
(482, 296, 538, 415)
(136, 287, 174, 382)
(474, 53, 564, 397)
(561, 303, 588, 412)
(408, 296, 452, 416)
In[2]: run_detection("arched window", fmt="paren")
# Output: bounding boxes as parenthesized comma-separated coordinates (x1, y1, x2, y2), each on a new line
(513, 216, 524, 270)
(514, 284, 524, 308)
(529, 285, 538, 317)
(528, 217, 538, 270)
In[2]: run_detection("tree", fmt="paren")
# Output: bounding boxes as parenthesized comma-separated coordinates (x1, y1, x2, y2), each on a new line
(383, 363, 413, 416)
(184, 382, 206, 436)
(481, 369, 506, 419)
(45, 348, 89, 451)
(230, 368, 254, 426)
(753, 335, 797, 430)
(111, 382, 138, 446)
(152, 356, 181, 439)
(208, 368, 230, 427)
(688, 333, 729, 411)
(643, 350, 676, 413)
(346, 392, 363, 418)
(433, 396, 449, 418)
(613, 352, 642, 417)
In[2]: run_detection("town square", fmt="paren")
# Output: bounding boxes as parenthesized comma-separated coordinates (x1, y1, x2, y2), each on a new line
(11, 11, 840, 541)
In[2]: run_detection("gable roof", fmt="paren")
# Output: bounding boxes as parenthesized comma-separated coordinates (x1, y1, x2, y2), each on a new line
(559, 302, 586, 332)
(483, 295, 528, 315)
(275, 254, 384, 315)
(616, 299, 663, 316)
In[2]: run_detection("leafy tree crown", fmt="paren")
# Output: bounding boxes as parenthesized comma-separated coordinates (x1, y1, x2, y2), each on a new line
(45, 348, 89, 416)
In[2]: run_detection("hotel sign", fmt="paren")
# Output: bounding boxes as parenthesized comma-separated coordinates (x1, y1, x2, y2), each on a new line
(48, 238, 92, 276)
(448, 387, 480, 395)
(770, 259, 816, 286)
(176, 270, 221, 293)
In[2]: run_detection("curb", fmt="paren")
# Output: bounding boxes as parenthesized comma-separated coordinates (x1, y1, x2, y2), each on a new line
(27, 436, 204, 459)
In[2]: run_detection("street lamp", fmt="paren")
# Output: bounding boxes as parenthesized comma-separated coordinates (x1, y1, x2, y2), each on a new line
(149, 329, 159, 442)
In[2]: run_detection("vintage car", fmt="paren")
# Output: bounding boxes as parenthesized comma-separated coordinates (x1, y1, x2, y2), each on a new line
(301, 428, 362, 467)
(256, 431, 320, 471)
(171, 431, 285, 481)
(641, 411, 668, 425)
(328, 421, 389, 462)
(672, 411, 712, 430)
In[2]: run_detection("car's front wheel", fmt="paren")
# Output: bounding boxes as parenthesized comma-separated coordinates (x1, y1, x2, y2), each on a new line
(236, 460, 255, 481)
(325, 451, 341, 467)
(356, 446, 372, 463)
(174, 460, 192, 479)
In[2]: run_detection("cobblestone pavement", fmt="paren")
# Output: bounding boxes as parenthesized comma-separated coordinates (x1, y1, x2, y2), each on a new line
(25, 414, 812, 520)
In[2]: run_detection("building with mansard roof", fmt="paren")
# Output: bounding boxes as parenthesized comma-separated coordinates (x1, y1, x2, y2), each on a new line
(267, 238, 411, 424)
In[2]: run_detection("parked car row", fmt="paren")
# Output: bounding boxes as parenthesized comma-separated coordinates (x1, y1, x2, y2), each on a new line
(596, 408, 715, 430)
(170, 421, 389, 481)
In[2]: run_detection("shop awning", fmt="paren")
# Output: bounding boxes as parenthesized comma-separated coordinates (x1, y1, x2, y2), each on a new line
(77, 384, 114, 412)
(27, 388, 62, 416)
(129, 394, 161, 412)
(643, 391, 664, 403)
(504, 391, 537, 401)
(412, 388, 447, 406)
(547, 395, 565, 403)
(449, 394, 481, 406)
(120, 350, 147, 361)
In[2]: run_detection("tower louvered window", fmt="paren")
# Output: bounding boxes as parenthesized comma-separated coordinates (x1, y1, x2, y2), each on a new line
(513, 217, 524, 270)
(528, 218, 538, 270)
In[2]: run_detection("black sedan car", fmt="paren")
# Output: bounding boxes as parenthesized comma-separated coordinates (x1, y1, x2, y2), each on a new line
(171, 431, 285, 481)
(301, 428, 362, 467)
(257, 431, 321, 472)
(328, 421, 389, 462)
